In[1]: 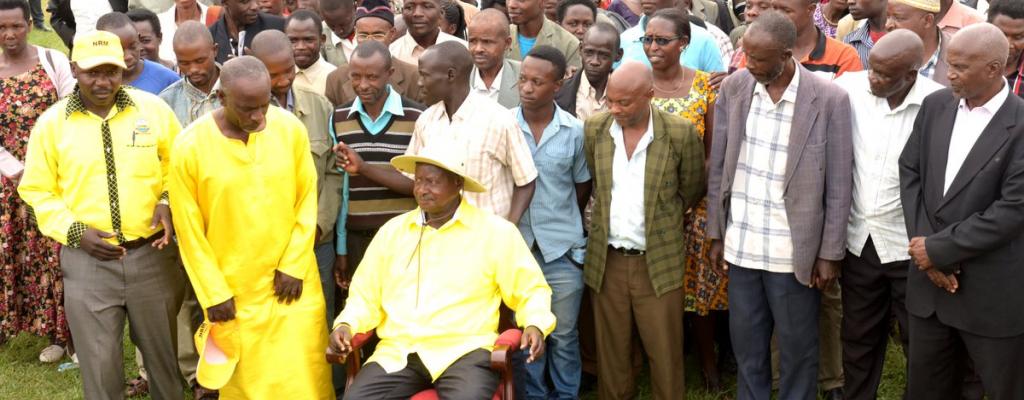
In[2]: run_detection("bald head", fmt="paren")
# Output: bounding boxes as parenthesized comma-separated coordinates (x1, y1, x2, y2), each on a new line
(469, 8, 511, 37)
(421, 41, 475, 79)
(870, 29, 925, 71)
(947, 23, 1010, 102)
(218, 56, 271, 132)
(949, 22, 1010, 67)
(173, 20, 215, 48)
(221, 56, 269, 91)
(609, 61, 653, 93)
(250, 29, 293, 60)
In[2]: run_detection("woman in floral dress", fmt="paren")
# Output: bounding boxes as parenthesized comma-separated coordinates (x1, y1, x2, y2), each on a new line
(0, 0, 76, 362)
(643, 8, 728, 390)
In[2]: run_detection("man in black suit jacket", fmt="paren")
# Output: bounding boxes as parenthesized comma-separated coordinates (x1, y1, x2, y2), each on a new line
(899, 23, 1024, 400)
(210, 0, 286, 63)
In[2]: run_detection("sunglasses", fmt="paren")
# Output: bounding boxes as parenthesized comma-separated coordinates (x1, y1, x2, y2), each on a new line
(639, 36, 680, 46)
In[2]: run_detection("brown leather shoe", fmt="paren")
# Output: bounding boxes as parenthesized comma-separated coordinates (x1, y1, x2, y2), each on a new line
(193, 383, 220, 400)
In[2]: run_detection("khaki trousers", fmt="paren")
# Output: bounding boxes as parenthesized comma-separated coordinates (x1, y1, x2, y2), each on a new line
(593, 249, 684, 400)
(62, 243, 185, 400)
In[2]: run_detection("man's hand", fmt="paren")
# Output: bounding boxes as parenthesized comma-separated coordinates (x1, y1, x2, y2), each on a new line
(926, 269, 959, 293)
(149, 204, 174, 249)
(908, 236, 934, 270)
(81, 227, 126, 261)
(274, 270, 303, 304)
(328, 323, 353, 361)
(520, 326, 545, 363)
(207, 298, 236, 322)
(708, 72, 728, 90)
(709, 240, 728, 275)
(333, 255, 350, 290)
(333, 142, 365, 174)
(811, 258, 840, 290)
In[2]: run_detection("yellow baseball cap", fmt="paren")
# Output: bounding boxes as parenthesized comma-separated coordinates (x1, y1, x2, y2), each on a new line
(193, 320, 241, 390)
(71, 31, 128, 70)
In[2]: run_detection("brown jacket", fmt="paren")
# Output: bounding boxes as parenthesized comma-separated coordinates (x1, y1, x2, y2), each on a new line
(324, 57, 423, 107)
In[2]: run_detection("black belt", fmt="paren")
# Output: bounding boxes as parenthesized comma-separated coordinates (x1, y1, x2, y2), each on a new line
(121, 232, 161, 250)
(608, 245, 645, 256)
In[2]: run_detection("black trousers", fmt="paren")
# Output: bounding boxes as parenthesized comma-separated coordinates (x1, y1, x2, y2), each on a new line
(840, 237, 909, 400)
(343, 349, 498, 400)
(908, 313, 1024, 400)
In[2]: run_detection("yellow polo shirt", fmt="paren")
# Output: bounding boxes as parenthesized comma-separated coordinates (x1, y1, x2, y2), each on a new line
(334, 199, 556, 380)
(18, 87, 181, 246)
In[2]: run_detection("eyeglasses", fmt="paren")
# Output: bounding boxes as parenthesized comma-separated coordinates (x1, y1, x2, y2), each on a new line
(639, 36, 680, 46)
(356, 32, 389, 41)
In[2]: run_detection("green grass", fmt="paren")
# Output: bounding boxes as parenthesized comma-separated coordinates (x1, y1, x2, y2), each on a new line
(28, 21, 68, 55)
(1, 330, 909, 400)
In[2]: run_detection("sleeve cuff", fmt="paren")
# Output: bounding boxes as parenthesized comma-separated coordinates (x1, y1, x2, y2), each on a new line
(158, 191, 170, 205)
(67, 221, 88, 248)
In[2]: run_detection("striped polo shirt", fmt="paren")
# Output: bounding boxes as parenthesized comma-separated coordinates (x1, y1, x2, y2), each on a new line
(332, 92, 425, 230)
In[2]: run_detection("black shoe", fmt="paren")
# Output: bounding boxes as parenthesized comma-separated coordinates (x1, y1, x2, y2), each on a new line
(823, 388, 844, 400)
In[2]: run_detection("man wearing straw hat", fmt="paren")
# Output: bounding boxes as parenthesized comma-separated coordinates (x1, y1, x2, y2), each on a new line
(18, 30, 186, 400)
(328, 147, 556, 399)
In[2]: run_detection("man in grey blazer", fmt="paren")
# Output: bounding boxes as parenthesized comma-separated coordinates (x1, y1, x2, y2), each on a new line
(468, 9, 522, 109)
(706, 12, 853, 400)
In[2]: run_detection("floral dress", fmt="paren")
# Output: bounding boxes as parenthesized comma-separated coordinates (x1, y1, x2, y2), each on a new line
(0, 62, 68, 344)
(652, 71, 727, 315)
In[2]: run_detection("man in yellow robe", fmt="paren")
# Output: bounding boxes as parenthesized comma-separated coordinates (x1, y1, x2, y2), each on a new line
(168, 56, 333, 400)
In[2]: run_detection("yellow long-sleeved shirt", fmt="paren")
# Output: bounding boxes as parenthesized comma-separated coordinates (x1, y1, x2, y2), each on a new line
(18, 88, 180, 246)
(334, 199, 557, 380)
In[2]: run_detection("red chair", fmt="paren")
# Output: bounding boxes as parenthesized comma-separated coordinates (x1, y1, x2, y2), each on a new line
(326, 307, 523, 399)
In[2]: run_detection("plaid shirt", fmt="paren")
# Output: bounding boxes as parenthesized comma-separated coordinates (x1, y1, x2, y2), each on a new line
(724, 67, 801, 273)
(919, 34, 942, 81)
(407, 93, 538, 219)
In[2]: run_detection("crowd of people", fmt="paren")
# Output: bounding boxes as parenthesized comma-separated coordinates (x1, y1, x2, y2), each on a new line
(1, 0, 1023, 399)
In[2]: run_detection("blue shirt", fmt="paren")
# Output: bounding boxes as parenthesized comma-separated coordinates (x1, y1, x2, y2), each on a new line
(331, 86, 405, 255)
(518, 34, 538, 59)
(129, 60, 181, 95)
(618, 16, 725, 73)
(514, 105, 590, 263)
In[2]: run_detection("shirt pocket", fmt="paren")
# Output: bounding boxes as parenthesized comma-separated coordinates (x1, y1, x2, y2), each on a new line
(540, 141, 573, 171)
(124, 136, 161, 178)
(310, 138, 332, 164)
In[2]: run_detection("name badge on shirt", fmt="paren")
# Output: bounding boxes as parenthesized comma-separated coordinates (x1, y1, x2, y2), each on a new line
(131, 119, 155, 148)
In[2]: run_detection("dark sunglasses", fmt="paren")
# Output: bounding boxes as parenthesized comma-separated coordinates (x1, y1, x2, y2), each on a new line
(639, 36, 680, 46)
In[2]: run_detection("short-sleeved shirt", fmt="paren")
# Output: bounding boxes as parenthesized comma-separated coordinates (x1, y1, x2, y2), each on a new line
(619, 16, 726, 73)
(406, 93, 538, 219)
(129, 60, 181, 95)
(514, 105, 590, 263)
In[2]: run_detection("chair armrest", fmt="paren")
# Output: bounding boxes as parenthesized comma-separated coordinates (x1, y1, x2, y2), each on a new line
(489, 328, 522, 371)
(324, 330, 376, 365)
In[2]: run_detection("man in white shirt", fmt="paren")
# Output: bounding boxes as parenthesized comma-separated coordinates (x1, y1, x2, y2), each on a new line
(833, 29, 943, 400)
(388, 0, 467, 66)
(467, 9, 521, 108)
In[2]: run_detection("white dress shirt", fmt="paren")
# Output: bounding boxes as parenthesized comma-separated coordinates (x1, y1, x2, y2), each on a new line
(944, 81, 1010, 194)
(294, 57, 337, 96)
(836, 71, 944, 263)
(470, 65, 504, 103)
(607, 110, 655, 250)
(388, 31, 467, 66)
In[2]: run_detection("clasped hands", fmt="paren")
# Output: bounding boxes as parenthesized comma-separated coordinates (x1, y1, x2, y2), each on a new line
(327, 324, 546, 364)
(908, 236, 958, 294)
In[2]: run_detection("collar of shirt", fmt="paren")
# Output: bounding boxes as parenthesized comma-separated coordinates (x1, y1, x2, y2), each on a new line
(183, 65, 222, 98)
(271, 89, 296, 113)
(608, 106, 655, 149)
(471, 64, 504, 94)
(514, 104, 573, 148)
(579, 74, 605, 104)
(753, 60, 801, 105)
(348, 85, 405, 134)
(921, 30, 942, 77)
(878, 74, 936, 114)
(407, 198, 476, 231)
(805, 28, 828, 62)
(65, 86, 135, 119)
(958, 79, 1010, 114)
(846, 20, 874, 46)
(433, 91, 486, 123)
(298, 57, 331, 78)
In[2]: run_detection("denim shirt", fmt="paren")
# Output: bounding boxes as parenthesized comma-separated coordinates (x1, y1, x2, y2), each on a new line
(514, 105, 591, 263)
(158, 76, 221, 127)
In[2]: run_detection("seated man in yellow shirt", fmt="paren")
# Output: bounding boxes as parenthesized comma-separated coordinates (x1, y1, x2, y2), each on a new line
(328, 148, 557, 399)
